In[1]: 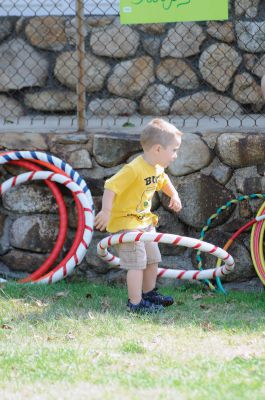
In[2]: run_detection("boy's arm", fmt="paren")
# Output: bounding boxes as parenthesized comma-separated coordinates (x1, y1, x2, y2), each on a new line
(162, 180, 182, 213)
(94, 189, 116, 231)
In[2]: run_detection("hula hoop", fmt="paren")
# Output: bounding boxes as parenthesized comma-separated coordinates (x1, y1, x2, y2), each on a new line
(14, 163, 85, 284)
(0, 151, 93, 204)
(7, 160, 68, 283)
(15, 159, 87, 284)
(97, 232, 235, 280)
(250, 202, 265, 285)
(0, 170, 93, 284)
(197, 193, 265, 293)
(0, 151, 94, 284)
(215, 215, 265, 275)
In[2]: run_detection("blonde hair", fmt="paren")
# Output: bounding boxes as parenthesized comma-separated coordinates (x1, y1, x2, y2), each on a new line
(140, 119, 182, 150)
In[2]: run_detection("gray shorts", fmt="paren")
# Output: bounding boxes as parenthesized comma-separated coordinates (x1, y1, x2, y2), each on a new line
(114, 226, 162, 270)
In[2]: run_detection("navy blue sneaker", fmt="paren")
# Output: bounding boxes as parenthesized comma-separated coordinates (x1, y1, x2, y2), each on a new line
(143, 288, 174, 307)
(127, 299, 164, 314)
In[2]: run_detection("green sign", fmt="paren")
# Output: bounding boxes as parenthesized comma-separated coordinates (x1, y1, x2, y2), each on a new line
(120, 0, 228, 24)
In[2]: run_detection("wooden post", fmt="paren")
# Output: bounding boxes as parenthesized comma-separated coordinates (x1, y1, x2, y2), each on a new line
(76, 0, 86, 131)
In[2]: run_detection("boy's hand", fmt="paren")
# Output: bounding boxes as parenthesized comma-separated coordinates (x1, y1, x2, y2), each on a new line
(169, 195, 182, 213)
(94, 209, 111, 231)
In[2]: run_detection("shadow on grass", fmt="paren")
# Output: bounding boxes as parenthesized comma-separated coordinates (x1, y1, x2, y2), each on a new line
(0, 279, 265, 333)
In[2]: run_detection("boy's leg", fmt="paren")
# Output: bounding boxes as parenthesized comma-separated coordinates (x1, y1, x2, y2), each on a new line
(143, 263, 174, 306)
(127, 269, 143, 304)
(114, 240, 164, 313)
(127, 267, 163, 313)
(143, 241, 174, 307)
(142, 238, 161, 293)
(142, 263, 158, 293)
(114, 241, 145, 305)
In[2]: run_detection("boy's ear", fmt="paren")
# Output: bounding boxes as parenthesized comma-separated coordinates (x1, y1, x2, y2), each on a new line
(152, 144, 161, 153)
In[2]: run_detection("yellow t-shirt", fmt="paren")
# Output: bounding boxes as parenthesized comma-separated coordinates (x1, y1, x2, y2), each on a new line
(104, 155, 170, 232)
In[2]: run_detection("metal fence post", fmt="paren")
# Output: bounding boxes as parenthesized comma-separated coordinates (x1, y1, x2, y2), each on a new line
(76, 0, 86, 131)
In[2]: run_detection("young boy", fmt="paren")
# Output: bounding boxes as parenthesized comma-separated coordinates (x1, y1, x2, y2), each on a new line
(95, 118, 183, 313)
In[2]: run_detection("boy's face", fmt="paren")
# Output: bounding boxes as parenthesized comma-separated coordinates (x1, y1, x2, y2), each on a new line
(156, 136, 181, 168)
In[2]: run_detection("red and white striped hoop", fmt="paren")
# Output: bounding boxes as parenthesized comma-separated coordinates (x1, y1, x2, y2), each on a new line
(97, 232, 235, 280)
(0, 171, 93, 284)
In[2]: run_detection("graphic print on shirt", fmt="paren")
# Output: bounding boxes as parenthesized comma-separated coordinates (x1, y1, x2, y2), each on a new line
(135, 186, 155, 214)
(136, 174, 162, 214)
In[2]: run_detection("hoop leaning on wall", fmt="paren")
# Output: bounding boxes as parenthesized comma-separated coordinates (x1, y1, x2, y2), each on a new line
(0, 151, 94, 283)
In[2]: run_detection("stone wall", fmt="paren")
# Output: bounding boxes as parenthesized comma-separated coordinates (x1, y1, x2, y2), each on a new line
(0, 129, 265, 292)
(1, 0, 265, 119)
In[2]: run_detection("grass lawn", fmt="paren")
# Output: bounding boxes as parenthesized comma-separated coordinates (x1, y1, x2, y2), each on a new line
(0, 280, 264, 400)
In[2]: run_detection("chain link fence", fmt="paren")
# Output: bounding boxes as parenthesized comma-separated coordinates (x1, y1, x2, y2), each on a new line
(0, 0, 265, 130)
